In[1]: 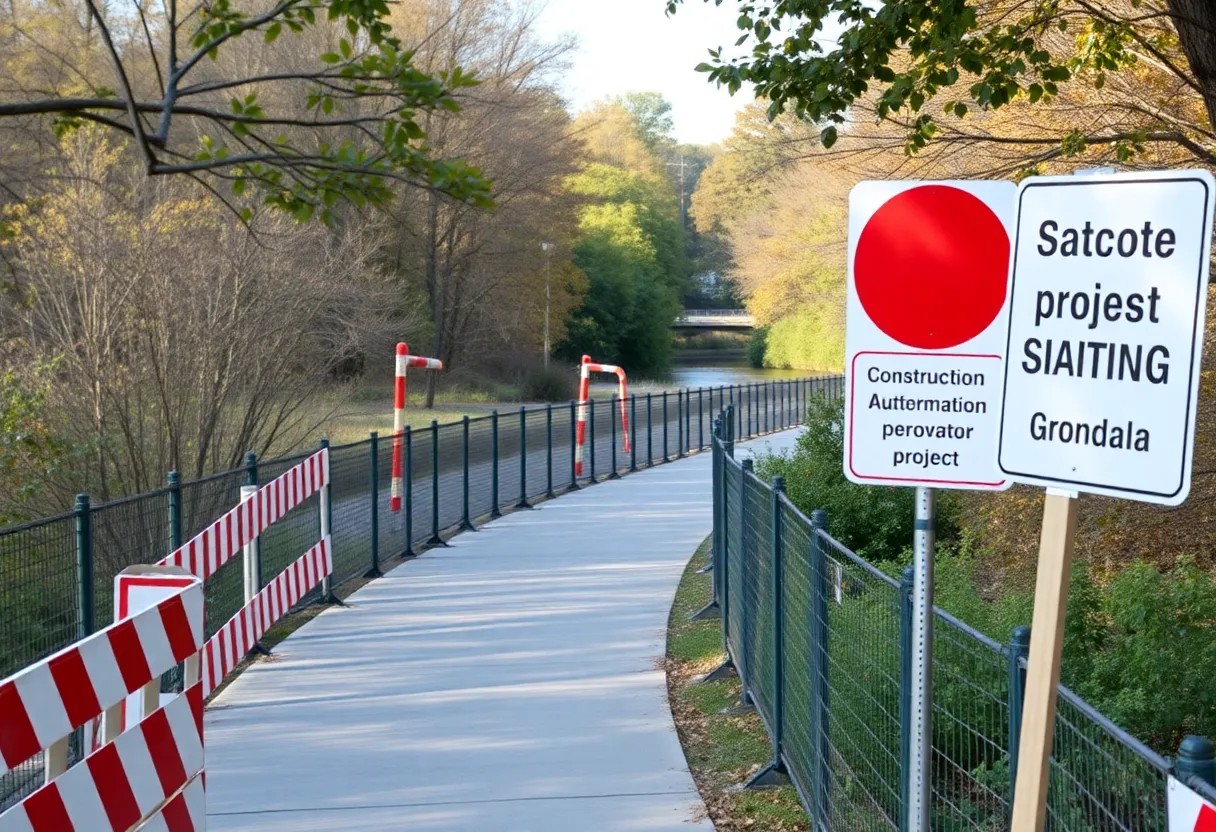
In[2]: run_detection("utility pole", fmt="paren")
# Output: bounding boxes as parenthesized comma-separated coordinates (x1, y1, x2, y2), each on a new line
(541, 241, 555, 369)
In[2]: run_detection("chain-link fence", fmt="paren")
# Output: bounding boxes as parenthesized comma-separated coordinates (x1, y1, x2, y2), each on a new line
(710, 400, 1208, 831)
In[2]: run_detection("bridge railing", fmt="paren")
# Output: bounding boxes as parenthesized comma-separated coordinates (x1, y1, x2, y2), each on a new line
(0, 374, 829, 808)
(711, 402, 1212, 830)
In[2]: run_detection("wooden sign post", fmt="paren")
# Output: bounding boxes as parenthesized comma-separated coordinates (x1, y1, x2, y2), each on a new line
(997, 169, 1215, 830)
(1010, 490, 1078, 829)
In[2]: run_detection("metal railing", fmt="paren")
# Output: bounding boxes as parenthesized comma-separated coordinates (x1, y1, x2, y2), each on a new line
(709, 402, 1215, 830)
(0, 377, 825, 680)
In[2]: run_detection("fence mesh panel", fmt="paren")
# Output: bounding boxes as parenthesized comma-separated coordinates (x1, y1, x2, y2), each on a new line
(90, 491, 173, 630)
(0, 513, 78, 680)
(818, 533, 903, 831)
(1046, 687, 1170, 831)
(780, 500, 818, 809)
(741, 471, 775, 728)
(930, 613, 1009, 830)
(711, 404, 1177, 832)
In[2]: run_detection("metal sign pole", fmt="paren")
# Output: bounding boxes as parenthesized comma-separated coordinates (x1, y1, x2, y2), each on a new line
(908, 485, 935, 831)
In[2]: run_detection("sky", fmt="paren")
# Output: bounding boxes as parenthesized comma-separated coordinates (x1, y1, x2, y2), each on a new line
(531, 0, 754, 146)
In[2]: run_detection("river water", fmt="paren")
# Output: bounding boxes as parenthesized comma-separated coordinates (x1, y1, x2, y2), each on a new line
(670, 354, 817, 389)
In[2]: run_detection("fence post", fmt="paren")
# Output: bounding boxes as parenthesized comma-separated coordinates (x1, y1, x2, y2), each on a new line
(74, 493, 94, 641)
(746, 475, 790, 788)
(900, 566, 916, 832)
(698, 387, 704, 450)
(737, 458, 755, 707)
(609, 395, 621, 479)
(588, 398, 596, 481)
(461, 417, 476, 530)
(491, 410, 501, 518)
(429, 420, 444, 546)
(676, 390, 684, 458)
(718, 419, 732, 662)
(630, 395, 638, 472)
(515, 406, 531, 507)
(403, 430, 415, 556)
(167, 471, 182, 552)
(746, 384, 753, 437)
(725, 403, 736, 458)
(367, 433, 381, 577)
(241, 484, 260, 605)
(1008, 624, 1032, 814)
(569, 400, 579, 490)
(546, 404, 555, 498)
(662, 391, 668, 461)
(646, 392, 653, 466)
(319, 440, 336, 602)
(685, 388, 692, 454)
(810, 508, 831, 828)
(245, 449, 258, 487)
(1177, 736, 1216, 788)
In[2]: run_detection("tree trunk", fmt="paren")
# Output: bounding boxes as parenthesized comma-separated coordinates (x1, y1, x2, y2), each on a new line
(1169, 0, 1216, 130)
(425, 192, 441, 410)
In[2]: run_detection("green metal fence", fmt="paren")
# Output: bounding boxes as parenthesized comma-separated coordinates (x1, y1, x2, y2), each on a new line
(0, 377, 823, 807)
(709, 402, 1214, 831)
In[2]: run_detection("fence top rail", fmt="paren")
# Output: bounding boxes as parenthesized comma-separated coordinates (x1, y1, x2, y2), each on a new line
(933, 606, 1004, 653)
(0, 374, 835, 540)
(90, 485, 173, 511)
(815, 526, 902, 590)
(1056, 680, 1173, 773)
(1189, 774, 1216, 803)
(0, 508, 76, 535)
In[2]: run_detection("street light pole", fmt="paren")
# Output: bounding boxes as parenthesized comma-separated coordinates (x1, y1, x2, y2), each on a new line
(541, 241, 554, 370)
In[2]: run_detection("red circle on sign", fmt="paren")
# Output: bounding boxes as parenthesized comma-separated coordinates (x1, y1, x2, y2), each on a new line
(854, 185, 1009, 349)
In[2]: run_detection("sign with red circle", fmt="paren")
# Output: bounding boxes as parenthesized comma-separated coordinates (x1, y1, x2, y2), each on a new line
(844, 180, 1015, 491)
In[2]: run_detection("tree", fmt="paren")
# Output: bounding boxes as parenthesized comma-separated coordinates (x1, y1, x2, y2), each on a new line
(619, 91, 675, 154)
(557, 101, 690, 375)
(0, 0, 492, 221)
(0, 128, 401, 507)
(670, 0, 1216, 165)
(380, 0, 585, 405)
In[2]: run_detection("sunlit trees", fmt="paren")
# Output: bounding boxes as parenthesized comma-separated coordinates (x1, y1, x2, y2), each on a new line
(380, 0, 585, 404)
(557, 101, 690, 376)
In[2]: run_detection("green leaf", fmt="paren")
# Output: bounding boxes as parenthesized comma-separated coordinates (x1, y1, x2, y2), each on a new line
(264, 22, 281, 43)
(320, 52, 341, 64)
(340, 38, 352, 59)
(953, 102, 968, 118)
(820, 125, 837, 149)
(321, 97, 333, 114)
(240, 207, 253, 222)
(232, 178, 246, 196)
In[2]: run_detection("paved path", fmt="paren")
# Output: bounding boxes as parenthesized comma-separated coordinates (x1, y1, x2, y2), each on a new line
(204, 429, 803, 831)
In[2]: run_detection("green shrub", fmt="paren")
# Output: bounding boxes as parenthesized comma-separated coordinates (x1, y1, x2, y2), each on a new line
(907, 541, 1216, 751)
(520, 365, 575, 403)
(753, 393, 958, 562)
(747, 326, 768, 369)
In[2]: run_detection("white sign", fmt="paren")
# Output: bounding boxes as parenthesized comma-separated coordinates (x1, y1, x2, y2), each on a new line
(844, 180, 1016, 490)
(997, 171, 1214, 505)
(114, 569, 197, 731)
(1169, 776, 1216, 832)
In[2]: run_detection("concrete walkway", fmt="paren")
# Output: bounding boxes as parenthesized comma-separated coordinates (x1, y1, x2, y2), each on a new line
(204, 429, 803, 831)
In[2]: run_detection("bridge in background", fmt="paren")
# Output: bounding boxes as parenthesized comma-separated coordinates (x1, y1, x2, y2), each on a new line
(674, 308, 755, 331)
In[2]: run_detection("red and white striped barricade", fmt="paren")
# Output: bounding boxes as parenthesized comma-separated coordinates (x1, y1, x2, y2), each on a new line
(155, 447, 334, 697)
(575, 355, 631, 477)
(0, 572, 206, 831)
(391, 342, 443, 512)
